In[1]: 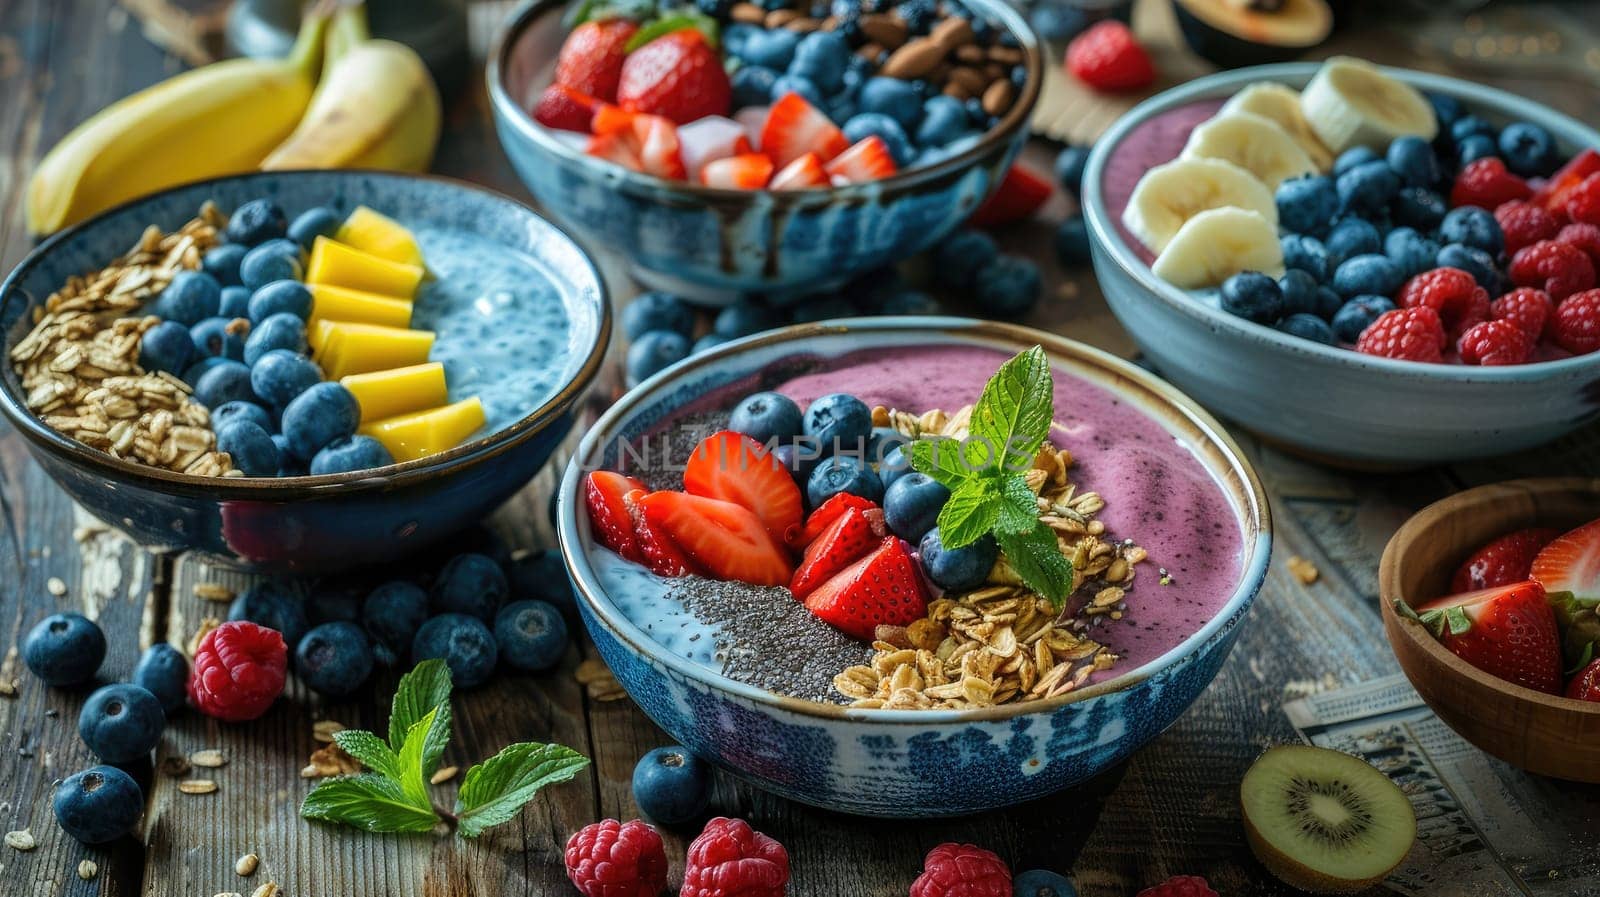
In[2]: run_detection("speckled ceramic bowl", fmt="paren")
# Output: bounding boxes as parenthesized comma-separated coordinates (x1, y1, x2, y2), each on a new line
(487, 0, 1042, 302)
(1082, 63, 1600, 467)
(556, 318, 1271, 816)
(0, 170, 608, 573)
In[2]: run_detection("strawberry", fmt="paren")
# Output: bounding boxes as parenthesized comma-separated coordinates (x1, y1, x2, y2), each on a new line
(1533, 519, 1600, 670)
(797, 493, 879, 546)
(969, 164, 1053, 228)
(1451, 158, 1531, 211)
(702, 154, 773, 189)
(789, 506, 887, 599)
(824, 136, 898, 185)
(1450, 528, 1560, 593)
(1532, 149, 1600, 216)
(632, 114, 687, 180)
(803, 537, 927, 640)
(1411, 580, 1563, 695)
(586, 131, 642, 171)
(592, 103, 636, 136)
(533, 85, 599, 133)
(616, 29, 732, 126)
(760, 92, 849, 169)
(585, 471, 647, 562)
(769, 152, 829, 190)
(626, 487, 702, 577)
(1567, 658, 1600, 702)
(682, 431, 804, 546)
(638, 492, 793, 586)
(1065, 21, 1155, 92)
(556, 19, 638, 103)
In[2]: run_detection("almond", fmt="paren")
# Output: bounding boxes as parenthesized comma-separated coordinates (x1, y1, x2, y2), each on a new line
(880, 37, 946, 79)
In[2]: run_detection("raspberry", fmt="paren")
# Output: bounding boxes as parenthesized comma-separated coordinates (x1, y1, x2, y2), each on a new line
(1557, 222, 1600, 266)
(565, 819, 669, 897)
(1135, 875, 1219, 897)
(1065, 22, 1155, 92)
(1565, 172, 1600, 225)
(908, 843, 1011, 897)
(1490, 287, 1555, 341)
(1509, 239, 1597, 300)
(1494, 200, 1561, 254)
(1397, 267, 1489, 341)
(1355, 307, 1447, 363)
(187, 621, 286, 721)
(681, 817, 789, 897)
(1458, 319, 1534, 365)
(1552, 289, 1600, 354)
(1451, 157, 1532, 210)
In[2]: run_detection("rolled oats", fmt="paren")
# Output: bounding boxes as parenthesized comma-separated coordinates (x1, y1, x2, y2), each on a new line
(178, 779, 218, 794)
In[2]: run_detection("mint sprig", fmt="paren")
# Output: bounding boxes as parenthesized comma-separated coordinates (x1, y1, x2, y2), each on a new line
(301, 660, 590, 838)
(909, 346, 1075, 607)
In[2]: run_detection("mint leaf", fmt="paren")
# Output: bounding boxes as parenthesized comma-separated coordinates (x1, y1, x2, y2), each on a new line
(395, 708, 441, 807)
(937, 479, 1000, 549)
(333, 729, 402, 780)
(968, 346, 1053, 476)
(301, 774, 438, 834)
(625, 10, 719, 51)
(454, 743, 592, 838)
(994, 476, 1040, 536)
(909, 437, 973, 489)
(388, 659, 452, 758)
(996, 523, 1074, 607)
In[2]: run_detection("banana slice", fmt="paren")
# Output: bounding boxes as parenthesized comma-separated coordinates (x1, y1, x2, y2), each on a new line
(1152, 207, 1284, 289)
(1221, 82, 1334, 173)
(1123, 158, 1277, 254)
(1180, 112, 1318, 190)
(1299, 56, 1437, 154)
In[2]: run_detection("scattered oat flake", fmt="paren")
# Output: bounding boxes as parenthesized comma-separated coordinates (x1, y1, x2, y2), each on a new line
(213, 892, 244, 897)
(188, 617, 221, 656)
(311, 720, 344, 743)
(251, 882, 280, 897)
(5, 829, 36, 850)
(193, 582, 235, 602)
(429, 765, 458, 785)
(78, 859, 99, 879)
(178, 779, 218, 794)
(46, 577, 67, 597)
(1287, 555, 1320, 584)
(574, 658, 613, 685)
(190, 748, 226, 768)
(235, 853, 259, 876)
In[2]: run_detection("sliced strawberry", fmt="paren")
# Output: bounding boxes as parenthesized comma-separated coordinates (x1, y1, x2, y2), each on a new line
(1451, 527, 1561, 593)
(591, 104, 636, 136)
(532, 85, 599, 133)
(637, 492, 793, 586)
(969, 164, 1053, 228)
(682, 431, 803, 546)
(632, 114, 687, 180)
(702, 153, 773, 189)
(679, 116, 754, 178)
(1531, 519, 1600, 669)
(586, 131, 642, 171)
(1568, 657, 1600, 702)
(1412, 580, 1562, 694)
(797, 493, 878, 546)
(803, 537, 928, 640)
(625, 488, 702, 577)
(760, 92, 849, 169)
(585, 471, 647, 561)
(555, 19, 638, 103)
(1532, 149, 1600, 217)
(789, 506, 887, 599)
(824, 136, 898, 185)
(769, 152, 829, 191)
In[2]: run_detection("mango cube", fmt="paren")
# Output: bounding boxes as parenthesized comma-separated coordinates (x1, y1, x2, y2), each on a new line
(341, 362, 448, 423)
(307, 284, 413, 348)
(315, 321, 434, 380)
(307, 236, 424, 298)
(360, 397, 486, 462)
(336, 206, 426, 269)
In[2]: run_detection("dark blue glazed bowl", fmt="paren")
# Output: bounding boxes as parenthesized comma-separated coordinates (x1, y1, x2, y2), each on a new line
(1, 170, 608, 573)
(487, 0, 1043, 302)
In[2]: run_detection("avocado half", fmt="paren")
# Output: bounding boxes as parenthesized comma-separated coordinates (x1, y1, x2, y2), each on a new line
(1173, 0, 1334, 69)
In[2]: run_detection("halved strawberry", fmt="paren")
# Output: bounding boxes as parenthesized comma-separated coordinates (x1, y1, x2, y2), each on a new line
(555, 19, 638, 103)
(969, 164, 1053, 228)
(796, 493, 878, 546)
(632, 114, 687, 180)
(586, 131, 642, 171)
(1410, 580, 1562, 694)
(702, 153, 773, 189)
(1532, 149, 1600, 217)
(803, 537, 927, 640)
(760, 92, 849, 169)
(625, 487, 702, 577)
(789, 506, 887, 598)
(1451, 527, 1561, 593)
(824, 136, 898, 185)
(637, 492, 793, 586)
(591, 103, 635, 136)
(532, 85, 599, 133)
(682, 431, 803, 546)
(1531, 519, 1600, 668)
(769, 153, 829, 191)
(585, 471, 647, 561)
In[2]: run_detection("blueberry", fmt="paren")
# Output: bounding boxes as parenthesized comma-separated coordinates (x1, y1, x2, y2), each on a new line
(897, 0, 936, 31)
(883, 472, 949, 542)
(250, 349, 322, 408)
(1498, 122, 1559, 177)
(807, 455, 884, 507)
(1276, 313, 1336, 345)
(843, 112, 914, 166)
(191, 315, 249, 363)
(361, 580, 429, 654)
(1275, 176, 1339, 235)
(693, 333, 730, 354)
(281, 381, 359, 460)
(309, 434, 393, 475)
(622, 292, 694, 339)
(976, 255, 1042, 318)
(78, 683, 164, 763)
(964, 97, 989, 127)
(507, 550, 578, 619)
(1337, 160, 1400, 215)
(1386, 135, 1442, 187)
(243, 312, 307, 365)
(772, 440, 820, 486)
(879, 289, 941, 314)
(137, 320, 193, 375)
(152, 270, 222, 325)
(723, 23, 761, 58)
(710, 304, 777, 342)
(697, 0, 733, 16)
(288, 206, 343, 248)
(228, 581, 309, 647)
(247, 280, 314, 322)
(1314, 286, 1344, 320)
(182, 355, 229, 387)
(1450, 114, 1496, 146)
(933, 229, 999, 289)
(1280, 234, 1331, 282)
(771, 73, 825, 108)
(240, 238, 305, 290)
(1052, 144, 1092, 196)
(54, 766, 143, 844)
(22, 612, 105, 686)
(743, 28, 800, 70)
(131, 644, 188, 716)
(1437, 242, 1505, 295)
(1455, 133, 1498, 167)
(1220, 271, 1284, 324)
(1385, 227, 1440, 278)
(1028, 4, 1089, 41)
(792, 30, 850, 92)
(868, 426, 910, 465)
(826, 95, 860, 128)
(494, 600, 568, 672)
(858, 76, 923, 133)
(217, 419, 277, 476)
(1325, 217, 1382, 266)
(731, 64, 779, 109)
(274, 434, 307, 476)
(1393, 187, 1447, 230)
(1426, 92, 1463, 128)
(412, 613, 498, 688)
(1054, 216, 1091, 267)
(1278, 269, 1321, 317)
(1333, 146, 1380, 177)
(626, 330, 691, 386)
(431, 552, 509, 622)
(878, 443, 913, 488)
(1013, 869, 1077, 897)
(632, 745, 711, 826)
(802, 392, 872, 455)
(219, 285, 252, 318)
(307, 581, 365, 624)
(1331, 295, 1396, 342)
(1439, 206, 1504, 255)
(918, 527, 997, 591)
(211, 399, 272, 433)
(202, 244, 247, 286)
(729, 391, 804, 444)
(295, 621, 374, 697)
(791, 296, 857, 323)
(1332, 254, 1404, 299)
(226, 199, 288, 246)
(916, 95, 969, 147)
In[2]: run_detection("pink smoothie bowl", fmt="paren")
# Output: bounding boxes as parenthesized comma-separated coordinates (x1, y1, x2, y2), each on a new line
(1081, 63, 1600, 468)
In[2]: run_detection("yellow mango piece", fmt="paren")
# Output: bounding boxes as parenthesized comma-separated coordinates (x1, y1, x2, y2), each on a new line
(341, 362, 448, 423)
(315, 321, 434, 380)
(308, 283, 412, 347)
(336, 206, 426, 269)
(306, 235, 424, 298)
(360, 397, 486, 462)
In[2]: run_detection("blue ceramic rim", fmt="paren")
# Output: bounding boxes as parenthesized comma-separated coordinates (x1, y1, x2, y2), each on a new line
(557, 317, 1275, 723)
(0, 168, 612, 499)
(485, 0, 1044, 203)
(1081, 62, 1600, 382)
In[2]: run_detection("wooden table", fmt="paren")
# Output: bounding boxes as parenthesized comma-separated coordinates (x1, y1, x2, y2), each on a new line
(2, 2, 1597, 895)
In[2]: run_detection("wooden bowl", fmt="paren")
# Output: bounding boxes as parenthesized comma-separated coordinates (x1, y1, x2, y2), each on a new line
(1379, 478, 1600, 782)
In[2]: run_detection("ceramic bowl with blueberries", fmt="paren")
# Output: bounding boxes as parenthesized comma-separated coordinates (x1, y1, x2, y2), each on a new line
(488, 0, 1042, 301)
(1082, 60, 1600, 467)
(0, 170, 608, 572)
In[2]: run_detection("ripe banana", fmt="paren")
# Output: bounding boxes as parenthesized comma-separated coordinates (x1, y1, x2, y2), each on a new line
(1299, 56, 1437, 154)
(1180, 111, 1318, 190)
(1123, 157, 1276, 254)
(26, 13, 328, 236)
(1221, 82, 1334, 173)
(1152, 207, 1284, 290)
(261, 4, 441, 172)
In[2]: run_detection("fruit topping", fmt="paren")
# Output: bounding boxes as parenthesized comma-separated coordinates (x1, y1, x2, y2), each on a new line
(585, 470, 648, 562)
(534, 84, 600, 132)
(1509, 240, 1596, 301)
(768, 152, 830, 190)
(909, 842, 1011, 897)
(1450, 157, 1531, 210)
(616, 28, 732, 126)
(565, 818, 669, 897)
(1551, 289, 1600, 354)
(789, 503, 886, 599)
(802, 536, 927, 640)
(682, 817, 789, 897)
(824, 136, 899, 185)
(1410, 580, 1563, 694)
(555, 19, 639, 103)
(1451, 528, 1558, 592)
(760, 92, 849, 169)
(701, 153, 774, 189)
(1136, 876, 1217, 897)
(1488, 287, 1554, 342)
(1456, 319, 1532, 366)
(1353, 307, 1446, 363)
(797, 492, 880, 546)
(1565, 172, 1600, 226)
(1531, 519, 1600, 667)
(969, 164, 1054, 228)
(1065, 21, 1155, 93)
(1531, 149, 1600, 215)
(682, 431, 804, 545)
(1567, 658, 1600, 703)
(188, 620, 289, 721)
(630, 488, 704, 579)
(638, 491, 794, 586)
(1494, 200, 1561, 255)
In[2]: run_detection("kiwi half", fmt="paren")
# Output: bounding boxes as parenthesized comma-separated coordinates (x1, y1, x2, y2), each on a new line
(1240, 745, 1417, 895)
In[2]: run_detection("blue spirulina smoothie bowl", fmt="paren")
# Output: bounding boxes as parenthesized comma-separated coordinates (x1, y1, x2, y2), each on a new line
(487, 0, 1043, 302)
(0, 170, 608, 572)
(557, 318, 1271, 816)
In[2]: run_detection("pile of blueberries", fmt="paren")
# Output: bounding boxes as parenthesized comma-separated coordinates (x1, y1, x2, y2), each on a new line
(139, 199, 390, 477)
